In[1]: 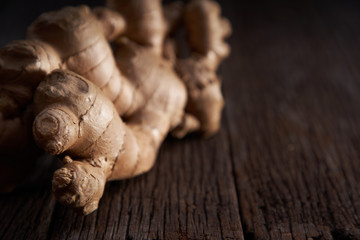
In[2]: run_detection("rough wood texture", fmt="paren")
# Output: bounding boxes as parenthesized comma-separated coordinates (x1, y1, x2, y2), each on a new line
(1, 1, 360, 239)
(222, 1, 360, 239)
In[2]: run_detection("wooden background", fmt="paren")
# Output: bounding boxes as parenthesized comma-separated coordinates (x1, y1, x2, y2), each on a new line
(1, 1, 360, 239)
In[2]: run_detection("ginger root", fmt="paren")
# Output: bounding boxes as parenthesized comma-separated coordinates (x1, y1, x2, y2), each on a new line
(0, 5, 126, 190)
(33, 69, 186, 214)
(0, 0, 231, 214)
(174, 0, 232, 137)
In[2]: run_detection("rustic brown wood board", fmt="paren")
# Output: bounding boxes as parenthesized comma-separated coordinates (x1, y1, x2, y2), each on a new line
(1, 1, 360, 239)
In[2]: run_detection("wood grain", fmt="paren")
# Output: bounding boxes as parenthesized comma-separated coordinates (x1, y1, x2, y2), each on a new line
(221, 1, 360, 239)
(1, 1, 360, 239)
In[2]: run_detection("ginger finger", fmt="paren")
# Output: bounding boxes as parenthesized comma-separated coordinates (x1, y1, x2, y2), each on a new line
(176, 56, 225, 137)
(172, 0, 231, 137)
(92, 7, 127, 41)
(33, 69, 186, 214)
(184, 0, 232, 67)
(52, 159, 107, 215)
(106, 0, 167, 55)
(32, 70, 129, 214)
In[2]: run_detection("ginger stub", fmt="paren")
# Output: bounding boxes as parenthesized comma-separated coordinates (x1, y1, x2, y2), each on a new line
(0, 0, 231, 215)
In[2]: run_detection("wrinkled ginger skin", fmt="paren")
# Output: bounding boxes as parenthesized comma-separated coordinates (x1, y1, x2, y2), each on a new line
(33, 70, 124, 163)
(92, 7, 127, 42)
(184, 0, 232, 66)
(171, 0, 232, 137)
(113, 37, 187, 122)
(33, 70, 132, 215)
(33, 69, 187, 215)
(52, 161, 106, 215)
(176, 56, 224, 137)
(27, 5, 132, 114)
(0, 2, 181, 194)
(0, 5, 126, 154)
(0, 40, 61, 119)
(106, 0, 167, 55)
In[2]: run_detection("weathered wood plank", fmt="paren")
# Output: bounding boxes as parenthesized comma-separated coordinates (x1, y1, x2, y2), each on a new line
(0, 136, 243, 240)
(45, 132, 243, 240)
(221, 1, 360, 239)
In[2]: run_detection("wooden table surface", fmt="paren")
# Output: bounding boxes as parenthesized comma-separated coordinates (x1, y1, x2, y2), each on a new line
(1, 1, 360, 239)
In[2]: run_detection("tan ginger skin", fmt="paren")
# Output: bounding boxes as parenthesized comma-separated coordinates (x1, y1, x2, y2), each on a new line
(0, 6, 127, 192)
(0, 0, 232, 214)
(33, 69, 186, 214)
(175, 0, 232, 137)
(0, 2, 182, 151)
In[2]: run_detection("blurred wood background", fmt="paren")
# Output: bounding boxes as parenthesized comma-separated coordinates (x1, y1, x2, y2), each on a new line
(1, 0, 360, 239)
